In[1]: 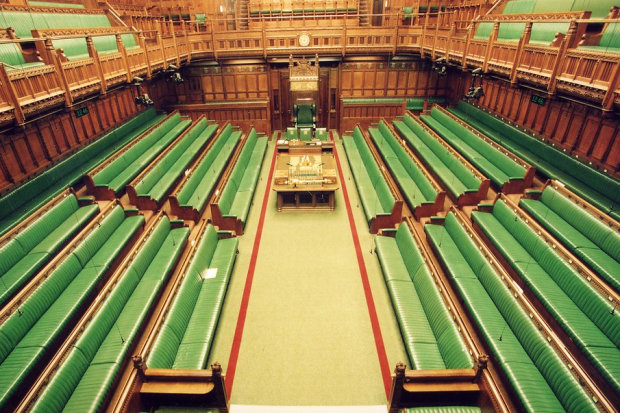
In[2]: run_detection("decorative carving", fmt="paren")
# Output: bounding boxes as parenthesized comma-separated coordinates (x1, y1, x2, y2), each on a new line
(478, 11, 586, 21)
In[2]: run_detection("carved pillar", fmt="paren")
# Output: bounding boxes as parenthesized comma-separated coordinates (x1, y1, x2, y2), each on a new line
(511, 21, 532, 84)
(388, 362, 406, 413)
(46, 37, 72, 106)
(462, 22, 474, 70)
(474, 354, 489, 382)
(548, 20, 576, 95)
(138, 31, 152, 79)
(87, 34, 106, 94)
(0, 63, 25, 124)
(117, 33, 132, 82)
(483, 21, 499, 72)
(602, 56, 620, 111)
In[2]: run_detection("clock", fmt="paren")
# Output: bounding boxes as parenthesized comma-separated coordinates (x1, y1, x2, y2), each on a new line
(298, 33, 310, 47)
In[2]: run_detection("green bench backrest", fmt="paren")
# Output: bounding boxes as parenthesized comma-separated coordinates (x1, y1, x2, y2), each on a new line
(353, 126, 395, 212)
(395, 224, 473, 369)
(94, 113, 181, 185)
(541, 186, 620, 261)
(0, 43, 27, 67)
(218, 128, 259, 214)
(492, 199, 620, 347)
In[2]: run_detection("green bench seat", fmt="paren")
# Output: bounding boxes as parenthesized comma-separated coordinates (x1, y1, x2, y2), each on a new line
(0, 108, 162, 237)
(216, 128, 268, 227)
(421, 107, 527, 189)
(375, 223, 472, 370)
(472, 199, 620, 396)
(450, 101, 620, 220)
(29, 216, 189, 413)
(134, 119, 218, 204)
(368, 121, 439, 213)
(176, 123, 241, 214)
(405, 97, 445, 111)
(0, 193, 98, 307)
(520, 185, 620, 291)
(0, 205, 143, 409)
(426, 212, 599, 412)
(393, 113, 482, 201)
(93, 113, 191, 196)
(342, 126, 395, 224)
(149, 224, 238, 369)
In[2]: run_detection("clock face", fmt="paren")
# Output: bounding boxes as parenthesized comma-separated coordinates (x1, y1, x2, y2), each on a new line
(299, 34, 310, 47)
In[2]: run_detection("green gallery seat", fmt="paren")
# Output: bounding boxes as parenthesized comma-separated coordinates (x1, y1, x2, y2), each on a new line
(472, 199, 620, 395)
(450, 100, 620, 220)
(426, 213, 599, 412)
(213, 128, 268, 232)
(174, 123, 241, 216)
(342, 126, 397, 227)
(368, 120, 441, 216)
(520, 184, 620, 291)
(131, 118, 218, 207)
(28, 215, 189, 413)
(0, 204, 143, 409)
(148, 224, 238, 369)
(0, 42, 45, 71)
(0, 108, 162, 237)
(421, 107, 529, 191)
(0, 192, 99, 307)
(393, 113, 484, 204)
(375, 223, 472, 370)
(91, 112, 191, 197)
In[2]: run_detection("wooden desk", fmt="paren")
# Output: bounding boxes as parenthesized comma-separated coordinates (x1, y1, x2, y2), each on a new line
(272, 152, 339, 211)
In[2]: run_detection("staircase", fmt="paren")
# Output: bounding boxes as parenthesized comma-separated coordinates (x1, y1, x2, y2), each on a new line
(238, 0, 249, 30)
(358, 0, 370, 26)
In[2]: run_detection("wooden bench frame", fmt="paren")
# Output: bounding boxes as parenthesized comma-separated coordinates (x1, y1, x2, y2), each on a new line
(125, 115, 217, 210)
(432, 104, 536, 194)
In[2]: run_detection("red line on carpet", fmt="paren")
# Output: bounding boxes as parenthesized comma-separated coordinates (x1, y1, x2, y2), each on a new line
(225, 144, 278, 397)
(333, 143, 392, 399)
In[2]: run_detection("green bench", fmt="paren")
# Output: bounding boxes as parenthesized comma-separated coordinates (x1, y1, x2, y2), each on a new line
(0, 204, 143, 409)
(368, 120, 444, 219)
(426, 212, 599, 412)
(450, 100, 620, 220)
(0, 191, 98, 307)
(393, 113, 488, 206)
(0, 108, 162, 237)
(375, 223, 472, 370)
(128, 118, 218, 209)
(0, 42, 45, 71)
(472, 199, 620, 396)
(405, 408, 481, 413)
(149, 224, 238, 369)
(89, 112, 191, 199)
(405, 97, 445, 111)
(520, 184, 620, 292)
(171, 123, 241, 221)
(421, 106, 532, 193)
(342, 126, 402, 233)
(28, 215, 189, 413)
(211, 128, 268, 235)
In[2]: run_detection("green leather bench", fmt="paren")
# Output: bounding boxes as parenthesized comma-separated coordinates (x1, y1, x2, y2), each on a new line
(131, 118, 218, 208)
(213, 128, 268, 234)
(0, 108, 162, 237)
(29, 1, 86, 8)
(368, 120, 442, 218)
(405, 408, 481, 413)
(472, 199, 620, 395)
(393, 113, 485, 205)
(405, 97, 445, 111)
(450, 101, 620, 220)
(0, 192, 98, 307)
(426, 213, 599, 412)
(342, 126, 400, 232)
(580, 23, 620, 53)
(375, 223, 472, 370)
(0, 43, 45, 71)
(0, 205, 143, 409)
(174, 123, 241, 217)
(149, 224, 238, 369)
(520, 185, 620, 291)
(421, 107, 528, 191)
(28, 215, 189, 413)
(92, 112, 191, 197)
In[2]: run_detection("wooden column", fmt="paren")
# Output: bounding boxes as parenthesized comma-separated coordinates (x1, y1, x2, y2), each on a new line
(511, 21, 532, 84)
(482, 20, 499, 72)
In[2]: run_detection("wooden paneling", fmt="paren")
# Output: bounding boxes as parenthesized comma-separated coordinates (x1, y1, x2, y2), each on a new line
(170, 101, 271, 135)
(182, 64, 270, 103)
(472, 75, 620, 175)
(0, 88, 138, 193)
